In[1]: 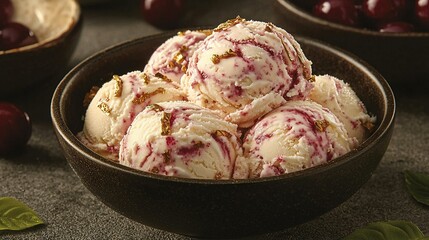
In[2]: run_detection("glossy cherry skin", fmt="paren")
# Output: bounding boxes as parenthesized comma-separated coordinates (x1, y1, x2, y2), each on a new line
(0, 102, 32, 155)
(0, 0, 13, 27)
(0, 22, 38, 51)
(140, 0, 184, 29)
(313, 0, 361, 27)
(362, 0, 405, 22)
(378, 21, 415, 32)
(415, 0, 429, 30)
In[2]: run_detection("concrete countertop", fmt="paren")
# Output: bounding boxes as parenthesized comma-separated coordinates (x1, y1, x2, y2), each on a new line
(1, 0, 428, 239)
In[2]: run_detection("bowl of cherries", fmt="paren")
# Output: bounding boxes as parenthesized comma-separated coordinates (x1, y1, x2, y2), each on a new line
(0, 0, 81, 97)
(275, 0, 429, 87)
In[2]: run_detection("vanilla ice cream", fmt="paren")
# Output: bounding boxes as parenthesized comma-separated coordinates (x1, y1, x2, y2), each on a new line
(181, 17, 314, 128)
(119, 101, 242, 179)
(144, 30, 211, 84)
(309, 74, 375, 144)
(79, 71, 186, 160)
(234, 100, 353, 179)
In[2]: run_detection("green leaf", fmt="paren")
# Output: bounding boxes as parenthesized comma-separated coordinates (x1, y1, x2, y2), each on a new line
(343, 220, 426, 240)
(404, 171, 429, 206)
(0, 197, 44, 231)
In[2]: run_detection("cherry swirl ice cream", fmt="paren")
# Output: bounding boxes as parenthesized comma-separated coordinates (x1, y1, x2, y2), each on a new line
(144, 30, 211, 84)
(78, 18, 376, 180)
(181, 17, 314, 128)
(119, 101, 242, 179)
(309, 74, 375, 144)
(234, 100, 353, 179)
(79, 71, 186, 160)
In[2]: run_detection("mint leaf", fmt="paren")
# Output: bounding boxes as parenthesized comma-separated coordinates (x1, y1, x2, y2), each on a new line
(0, 197, 44, 231)
(404, 171, 429, 206)
(343, 220, 428, 240)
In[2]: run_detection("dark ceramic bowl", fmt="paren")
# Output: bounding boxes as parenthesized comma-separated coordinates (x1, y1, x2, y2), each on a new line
(0, 0, 81, 97)
(51, 33, 395, 238)
(274, 0, 429, 87)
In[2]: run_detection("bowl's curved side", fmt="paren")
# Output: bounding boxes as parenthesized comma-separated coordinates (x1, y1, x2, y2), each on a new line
(274, 0, 429, 85)
(51, 34, 395, 238)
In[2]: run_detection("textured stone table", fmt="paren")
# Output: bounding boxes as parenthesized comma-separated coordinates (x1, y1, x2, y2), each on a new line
(1, 1, 429, 239)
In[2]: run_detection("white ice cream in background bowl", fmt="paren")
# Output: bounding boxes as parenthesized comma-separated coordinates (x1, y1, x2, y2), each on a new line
(309, 74, 375, 144)
(144, 30, 211, 84)
(79, 71, 187, 160)
(181, 17, 314, 128)
(234, 100, 353, 179)
(119, 101, 242, 179)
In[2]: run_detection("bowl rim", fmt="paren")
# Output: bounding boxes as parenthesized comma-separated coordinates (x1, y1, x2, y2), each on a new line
(51, 32, 396, 185)
(276, 0, 429, 37)
(0, 0, 81, 56)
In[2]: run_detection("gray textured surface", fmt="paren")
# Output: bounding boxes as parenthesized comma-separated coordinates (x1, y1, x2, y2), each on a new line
(1, 0, 429, 239)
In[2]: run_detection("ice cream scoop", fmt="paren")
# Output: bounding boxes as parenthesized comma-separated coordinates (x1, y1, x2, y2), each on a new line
(79, 71, 186, 160)
(181, 17, 314, 128)
(234, 100, 353, 179)
(119, 101, 242, 179)
(144, 30, 211, 84)
(309, 74, 375, 144)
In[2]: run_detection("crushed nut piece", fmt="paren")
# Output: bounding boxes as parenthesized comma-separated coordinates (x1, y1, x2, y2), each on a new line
(213, 130, 232, 138)
(211, 49, 236, 64)
(163, 151, 171, 164)
(133, 88, 166, 104)
(315, 119, 330, 132)
(161, 112, 172, 135)
(83, 86, 100, 107)
(140, 73, 150, 84)
(214, 172, 222, 180)
(362, 119, 375, 131)
(155, 72, 172, 83)
(214, 16, 245, 32)
(97, 100, 111, 115)
(147, 104, 164, 112)
(112, 75, 123, 97)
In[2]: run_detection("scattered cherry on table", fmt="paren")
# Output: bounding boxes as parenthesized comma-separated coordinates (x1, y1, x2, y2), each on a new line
(140, 0, 184, 29)
(0, 102, 32, 155)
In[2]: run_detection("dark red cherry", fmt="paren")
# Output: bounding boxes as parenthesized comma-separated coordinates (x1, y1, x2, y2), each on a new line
(0, 0, 13, 27)
(378, 21, 415, 32)
(362, 0, 403, 22)
(140, 0, 184, 29)
(415, 0, 429, 30)
(0, 102, 32, 155)
(0, 22, 38, 51)
(313, 0, 361, 27)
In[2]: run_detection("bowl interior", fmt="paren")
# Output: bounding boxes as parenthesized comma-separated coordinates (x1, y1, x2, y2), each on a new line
(56, 33, 394, 182)
(1, 0, 80, 54)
